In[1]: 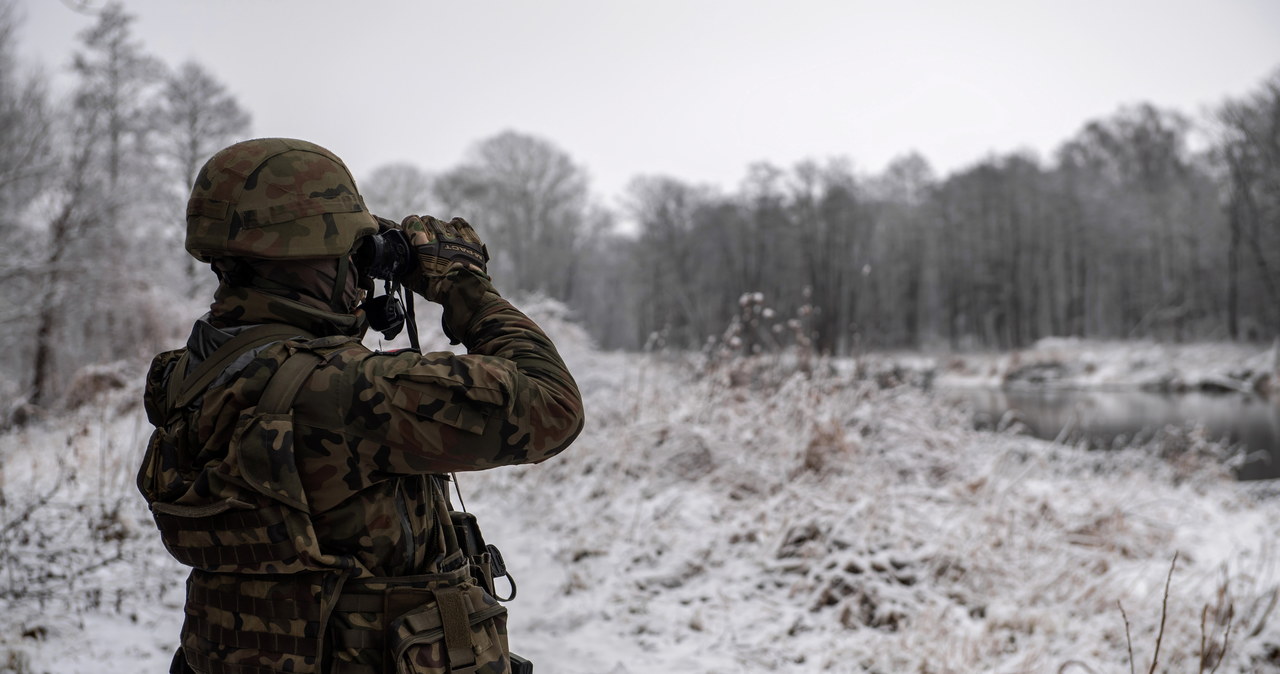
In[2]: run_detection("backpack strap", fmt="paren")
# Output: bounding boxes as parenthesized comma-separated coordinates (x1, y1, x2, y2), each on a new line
(165, 323, 314, 413)
(258, 350, 324, 414)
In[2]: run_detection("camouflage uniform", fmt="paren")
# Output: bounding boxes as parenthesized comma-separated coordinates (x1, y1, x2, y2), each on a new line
(139, 139, 584, 674)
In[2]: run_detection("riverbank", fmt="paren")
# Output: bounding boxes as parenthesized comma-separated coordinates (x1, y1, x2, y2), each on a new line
(2, 325, 1280, 671)
(887, 338, 1280, 394)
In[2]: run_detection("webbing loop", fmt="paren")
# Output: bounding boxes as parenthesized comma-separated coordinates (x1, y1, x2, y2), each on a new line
(434, 585, 476, 670)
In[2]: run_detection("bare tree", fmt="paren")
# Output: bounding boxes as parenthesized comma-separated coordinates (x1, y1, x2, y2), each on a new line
(1215, 70, 1280, 340)
(362, 162, 434, 219)
(875, 153, 936, 347)
(433, 131, 591, 300)
(70, 2, 162, 192)
(152, 60, 251, 190)
(0, 0, 55, 407)
(791, 158, 872, 353)
(28, 1, 170, 407)
(150, 59, 250, 295)
(625, 175, 722, 347)
(0, 0, 54, 224)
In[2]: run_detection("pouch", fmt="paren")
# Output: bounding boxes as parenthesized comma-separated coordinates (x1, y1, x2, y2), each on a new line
(389, 581, 510, 674)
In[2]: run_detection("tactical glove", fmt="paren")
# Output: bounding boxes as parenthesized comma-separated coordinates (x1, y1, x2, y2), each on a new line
(399, 215, 490, 303)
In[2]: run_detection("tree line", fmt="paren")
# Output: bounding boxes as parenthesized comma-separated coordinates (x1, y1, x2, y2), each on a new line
(391, 80, 1280, 356)
(1, 0, 1278, 412)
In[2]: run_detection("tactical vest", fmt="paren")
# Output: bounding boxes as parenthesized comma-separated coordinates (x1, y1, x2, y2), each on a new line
(139, 325, 516, 674)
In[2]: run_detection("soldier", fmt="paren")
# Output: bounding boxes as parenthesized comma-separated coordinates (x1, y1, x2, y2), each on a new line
(138, 138, 584, 674)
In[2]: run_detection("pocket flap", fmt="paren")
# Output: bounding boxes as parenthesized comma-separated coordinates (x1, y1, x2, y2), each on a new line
(151, 496, 254, 518)
(230, 409, 311, 513)
(393, 360, 509, 407)
(388, 584, 508, 666)
(389, 379, 495, 435)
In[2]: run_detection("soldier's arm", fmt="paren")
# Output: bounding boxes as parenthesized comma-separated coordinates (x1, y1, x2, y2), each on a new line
(442, 269, 582, 437)
(353, 269, 584, 474)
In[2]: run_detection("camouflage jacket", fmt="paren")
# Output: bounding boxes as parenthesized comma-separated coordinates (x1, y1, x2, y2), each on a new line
(140, 271, 583, 673)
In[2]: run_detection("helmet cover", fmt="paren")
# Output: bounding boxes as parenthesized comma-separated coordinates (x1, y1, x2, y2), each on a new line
(186, 138, 378, 262)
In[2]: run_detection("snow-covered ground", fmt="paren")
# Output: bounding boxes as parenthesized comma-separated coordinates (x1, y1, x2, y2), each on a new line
(3, 315, 1280, 672)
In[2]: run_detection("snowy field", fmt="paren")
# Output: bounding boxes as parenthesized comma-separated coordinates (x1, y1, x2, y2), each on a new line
(3, 309, 1280, 673)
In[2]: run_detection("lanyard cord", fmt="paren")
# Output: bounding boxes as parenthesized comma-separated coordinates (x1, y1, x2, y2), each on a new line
(400, 281, 420, 352)
(450, 472, 467, 511)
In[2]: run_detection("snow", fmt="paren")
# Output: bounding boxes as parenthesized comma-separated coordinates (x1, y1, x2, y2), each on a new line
(3, 318, 1280, 672)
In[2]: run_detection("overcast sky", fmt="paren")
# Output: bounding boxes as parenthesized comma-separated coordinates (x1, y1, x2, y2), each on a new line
(17, 0, 1280, 208)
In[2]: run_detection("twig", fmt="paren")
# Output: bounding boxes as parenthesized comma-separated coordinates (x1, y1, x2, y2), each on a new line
(57, 0, 106, 15)
(1057, 660, 1099, 674)
(1248, 587, 1278, 638)
(1199, 605, 1209, 674)
(1209, 605, 1234, 674)
(67, 547, 126, 578)
(1148, 551, 1179, 674)
(1119, 600, 1135, 674)
(0, 459, 68, 536)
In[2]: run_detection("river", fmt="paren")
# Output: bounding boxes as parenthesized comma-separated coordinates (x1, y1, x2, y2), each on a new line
(944, 387, 1280, 480)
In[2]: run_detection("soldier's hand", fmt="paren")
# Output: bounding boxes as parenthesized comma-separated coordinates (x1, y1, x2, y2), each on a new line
(399, 215, 489, 302)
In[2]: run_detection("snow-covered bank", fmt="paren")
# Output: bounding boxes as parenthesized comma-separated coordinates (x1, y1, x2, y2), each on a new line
(926, 338, 1279, 394)
(3, 323, 1280, 672)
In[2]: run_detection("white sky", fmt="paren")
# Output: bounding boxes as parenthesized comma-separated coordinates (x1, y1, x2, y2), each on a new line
(16, 0, 1280, 209)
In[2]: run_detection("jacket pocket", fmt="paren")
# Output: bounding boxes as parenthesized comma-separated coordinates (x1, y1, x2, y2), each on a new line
(230, 409, 311, 513)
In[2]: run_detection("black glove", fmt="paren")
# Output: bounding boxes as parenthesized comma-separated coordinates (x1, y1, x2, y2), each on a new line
(398, 215, 489, 302)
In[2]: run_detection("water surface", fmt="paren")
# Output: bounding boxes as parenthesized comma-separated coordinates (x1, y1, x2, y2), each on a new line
(945, 387, 1280, 480)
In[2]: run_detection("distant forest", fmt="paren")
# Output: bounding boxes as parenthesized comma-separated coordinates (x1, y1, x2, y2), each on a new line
(2, 1, 1279, 408)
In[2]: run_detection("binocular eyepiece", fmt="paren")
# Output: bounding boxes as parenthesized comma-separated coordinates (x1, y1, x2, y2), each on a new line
(355, 228, 413, 281)
(356, 226, 415, 341)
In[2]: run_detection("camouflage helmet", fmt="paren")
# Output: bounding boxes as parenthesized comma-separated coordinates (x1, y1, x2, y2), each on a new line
(185, 138, 378, 262)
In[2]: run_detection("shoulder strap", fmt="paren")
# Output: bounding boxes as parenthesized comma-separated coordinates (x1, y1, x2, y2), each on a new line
(258, 351, 323, 414)
(166, 323, 315, 412)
